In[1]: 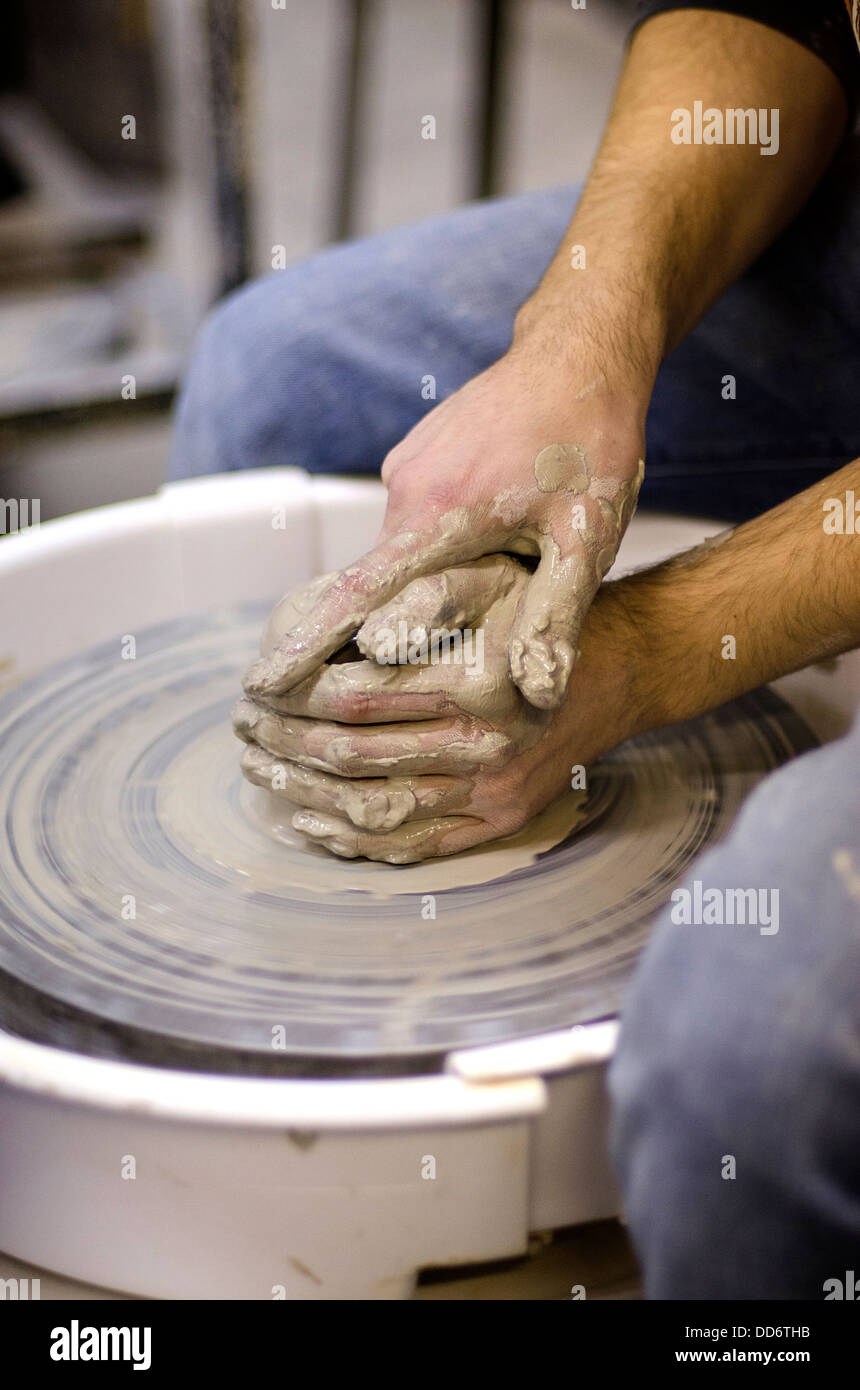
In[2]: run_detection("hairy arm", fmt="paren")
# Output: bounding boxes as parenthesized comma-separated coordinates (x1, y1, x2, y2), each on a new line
(593, 458, 860, 738)
(251, 9, 850, 717)
(514, 8, 850, 386)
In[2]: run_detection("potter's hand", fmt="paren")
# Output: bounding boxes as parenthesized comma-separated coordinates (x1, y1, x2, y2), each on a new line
(243, 348, 645, 712)
(233, 555, 639, 862)
(234, 554, 549, 780)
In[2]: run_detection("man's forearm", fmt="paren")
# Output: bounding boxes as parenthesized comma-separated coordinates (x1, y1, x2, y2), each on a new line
(513, 10, 849, 393)
(596, 459, 860, 735)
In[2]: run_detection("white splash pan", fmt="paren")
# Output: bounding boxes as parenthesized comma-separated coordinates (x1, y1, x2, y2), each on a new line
(0, 470, 856, 1299)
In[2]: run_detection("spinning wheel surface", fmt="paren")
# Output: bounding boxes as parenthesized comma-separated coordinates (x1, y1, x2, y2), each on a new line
(0, 607, 816, 1074)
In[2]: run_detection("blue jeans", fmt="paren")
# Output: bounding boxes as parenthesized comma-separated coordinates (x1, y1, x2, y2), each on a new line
(172, 138, 860, 1298)
(610, 715, 860, 1300)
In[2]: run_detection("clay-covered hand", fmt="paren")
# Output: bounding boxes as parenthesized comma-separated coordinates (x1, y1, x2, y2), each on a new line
(233, 554, 635, 862)
(242, 350, 645, 712)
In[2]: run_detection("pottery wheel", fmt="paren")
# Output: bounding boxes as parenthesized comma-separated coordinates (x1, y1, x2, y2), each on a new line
(0, 605, 816, 1076)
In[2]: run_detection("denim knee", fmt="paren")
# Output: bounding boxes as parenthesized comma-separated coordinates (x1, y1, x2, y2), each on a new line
(608, 727, 860, 1297)
(171, 271, 329, 478)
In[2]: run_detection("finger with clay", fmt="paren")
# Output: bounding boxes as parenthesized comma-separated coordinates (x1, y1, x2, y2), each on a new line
(233, 554, 565, 862)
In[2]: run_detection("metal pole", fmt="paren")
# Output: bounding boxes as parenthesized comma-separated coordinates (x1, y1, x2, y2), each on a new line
(331, 0, 372, 243)
(472, 0, 508, 200)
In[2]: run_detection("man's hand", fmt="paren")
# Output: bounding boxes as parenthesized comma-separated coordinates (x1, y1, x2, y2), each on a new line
(243, 346, 646, 712)
(234, 553, 639, 861)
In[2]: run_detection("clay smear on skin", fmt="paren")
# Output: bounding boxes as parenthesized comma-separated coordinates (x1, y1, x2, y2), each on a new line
(245, 455, 647, 853)
(238, 561, 557, 860)
(242, 780, 589, 895)
(243, 454, 644, 857)
(257, 560, 548, 750)
(533, 442, 591, 494)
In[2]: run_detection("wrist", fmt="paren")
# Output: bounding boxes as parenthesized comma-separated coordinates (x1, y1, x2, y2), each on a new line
(511, 271, 666, 404)
(575, 575, 675, 750)
(561, 578, 656, 758)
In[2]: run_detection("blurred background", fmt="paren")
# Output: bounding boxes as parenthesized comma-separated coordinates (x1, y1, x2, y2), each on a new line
(0, 0, 636, 522)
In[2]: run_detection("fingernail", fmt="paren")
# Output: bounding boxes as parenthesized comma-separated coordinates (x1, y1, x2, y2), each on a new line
(509, 636, 526, 681)
(243, 657, 276, 695)
(327, 838, 358, 858)
(291, 810, 326, 836)
(518, 636, 575, 709)
(354, 617, 379, 657)
(231, 698, 260, 740)
(595, 546, 615, 580)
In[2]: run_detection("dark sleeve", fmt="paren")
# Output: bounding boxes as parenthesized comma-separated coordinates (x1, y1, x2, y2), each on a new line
(630, 3, 860, 113)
